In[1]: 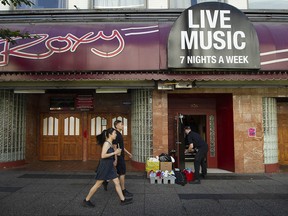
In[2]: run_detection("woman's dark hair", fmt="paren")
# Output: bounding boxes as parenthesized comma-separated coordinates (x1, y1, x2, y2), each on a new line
(96, 127, 115, 146)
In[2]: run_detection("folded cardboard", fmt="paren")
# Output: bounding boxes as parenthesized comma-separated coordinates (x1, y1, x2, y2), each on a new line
(160, 162, 172, 171)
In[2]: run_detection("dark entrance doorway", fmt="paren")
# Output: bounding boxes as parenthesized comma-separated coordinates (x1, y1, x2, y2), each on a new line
(182, 115, 207, 160)
(174, 112, 216, 170)
(175, 114, 207, 170)
(168, 94, 217, 170)
(168, 93, 235, 172)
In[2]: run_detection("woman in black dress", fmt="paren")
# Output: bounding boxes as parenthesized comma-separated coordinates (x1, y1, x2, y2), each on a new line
(83, 128, 133, 207)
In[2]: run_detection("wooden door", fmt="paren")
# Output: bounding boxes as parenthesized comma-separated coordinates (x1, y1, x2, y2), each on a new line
(87, 113, 130, 160)
(278, 103, 288, 165)
(61, 114, 83, 160)
(88, 114, 108, 160)
(40, 113, 83, 161)
(40, 114, 60, 160)
(40, 112, 130, 161)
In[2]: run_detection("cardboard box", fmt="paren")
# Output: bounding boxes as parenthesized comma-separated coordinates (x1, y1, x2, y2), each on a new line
(145, 160, 160, 172)
(160, 162, 172, 171)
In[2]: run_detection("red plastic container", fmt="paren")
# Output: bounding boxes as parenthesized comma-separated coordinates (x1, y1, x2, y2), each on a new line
(183, 170, 194, 182)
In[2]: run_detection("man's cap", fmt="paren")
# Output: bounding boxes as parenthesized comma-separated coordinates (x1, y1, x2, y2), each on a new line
(184, 126, 191, 130)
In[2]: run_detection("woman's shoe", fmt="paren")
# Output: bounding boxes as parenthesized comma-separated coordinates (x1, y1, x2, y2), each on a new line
(120, 198, 133, 205)
(82, 199, 95, 208)
(122, 189, 133, 197)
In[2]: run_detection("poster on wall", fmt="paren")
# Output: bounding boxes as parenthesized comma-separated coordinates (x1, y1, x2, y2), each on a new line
(168, 2, 261, 70)
(248, 127, 256, 137)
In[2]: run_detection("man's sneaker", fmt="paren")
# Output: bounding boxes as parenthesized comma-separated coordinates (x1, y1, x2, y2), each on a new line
(82, 199, 95, 208)
(102, 181, 108, 191)
(120, 198, 133, 206)
(200, 174, 206, 179)
(189, 179, 201, 184)
(123, 189, 133, 197)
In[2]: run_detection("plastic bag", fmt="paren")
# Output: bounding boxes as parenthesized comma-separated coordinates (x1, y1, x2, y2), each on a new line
(159, 153, 172, 162)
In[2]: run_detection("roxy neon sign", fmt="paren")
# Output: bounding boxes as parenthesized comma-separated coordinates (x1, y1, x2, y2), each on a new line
(0, 30, 125, 66)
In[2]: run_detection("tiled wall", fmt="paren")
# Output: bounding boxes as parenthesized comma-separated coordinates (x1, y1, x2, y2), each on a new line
(152, 90, 169, 157)
(233, 95, 264, 173)
(153, 87, 288, 173)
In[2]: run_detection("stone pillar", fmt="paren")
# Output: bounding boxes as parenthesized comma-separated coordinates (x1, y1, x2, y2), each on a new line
(233, 94, 264, 173)
(152, 90, 168, 157)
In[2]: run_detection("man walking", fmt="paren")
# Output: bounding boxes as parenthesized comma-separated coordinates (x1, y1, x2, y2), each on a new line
(113, 120, 133, 197)
(184, 126, 208, 184)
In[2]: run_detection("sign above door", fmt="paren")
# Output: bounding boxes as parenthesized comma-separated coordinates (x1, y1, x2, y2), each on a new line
(168, 2, 260, 70)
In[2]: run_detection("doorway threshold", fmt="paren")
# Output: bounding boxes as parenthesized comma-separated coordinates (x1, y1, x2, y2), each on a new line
(185, 162, 233, 173)
(207, 168, 233, 173)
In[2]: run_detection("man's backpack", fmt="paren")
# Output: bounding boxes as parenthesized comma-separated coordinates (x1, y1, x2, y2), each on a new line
(174, 170, 187, 186)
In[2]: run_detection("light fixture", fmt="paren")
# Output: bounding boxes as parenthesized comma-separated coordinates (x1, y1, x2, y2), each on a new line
(175, 82, 193, 89)
(157, 82, 174, 90)
(95, 88, 128, 93)
(14, 90, 45, 94)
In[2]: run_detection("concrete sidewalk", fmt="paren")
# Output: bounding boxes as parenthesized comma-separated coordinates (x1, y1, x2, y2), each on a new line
(0, 170, 288, 216)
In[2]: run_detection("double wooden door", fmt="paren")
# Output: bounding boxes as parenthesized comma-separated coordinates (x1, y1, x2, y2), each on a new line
(39, 113, 83, 160)
(39, 112, 130, 161)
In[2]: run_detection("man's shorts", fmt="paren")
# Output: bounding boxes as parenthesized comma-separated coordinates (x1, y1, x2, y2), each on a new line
(116, 156, 126, 175)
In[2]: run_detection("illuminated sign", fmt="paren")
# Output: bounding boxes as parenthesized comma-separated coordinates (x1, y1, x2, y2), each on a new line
(0, 24, 162, 71)
(168, 2, 260, 69)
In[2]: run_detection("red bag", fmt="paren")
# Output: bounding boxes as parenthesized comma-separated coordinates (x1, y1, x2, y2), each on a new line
(183, 169, 194, 182)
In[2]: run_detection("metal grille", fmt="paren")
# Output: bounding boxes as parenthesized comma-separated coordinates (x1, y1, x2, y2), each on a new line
(131, 89, 153, 163)
(209, 115, 216, 157)
(262, 97, 278, 164)
(0, 90, 26, 162)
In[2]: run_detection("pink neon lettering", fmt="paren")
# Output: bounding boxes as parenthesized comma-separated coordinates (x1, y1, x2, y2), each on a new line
(0, 30, 125, 66)
(91, 30, 125, 58)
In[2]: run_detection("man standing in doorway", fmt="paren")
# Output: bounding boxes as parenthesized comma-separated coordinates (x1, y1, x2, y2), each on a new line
(113, 120, 133, 197)
(184, 126, 208, 184)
